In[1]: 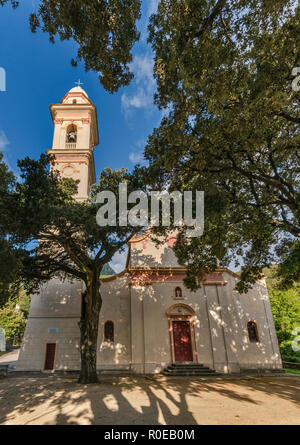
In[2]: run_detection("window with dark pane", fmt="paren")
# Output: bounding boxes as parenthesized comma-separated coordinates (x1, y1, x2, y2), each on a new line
(247, 321, 259, 342)
(104, 321, 114, 342)
(175, 287, 183, 299)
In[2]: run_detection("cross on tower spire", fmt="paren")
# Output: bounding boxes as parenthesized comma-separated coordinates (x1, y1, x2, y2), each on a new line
(75, 79, 84, 87)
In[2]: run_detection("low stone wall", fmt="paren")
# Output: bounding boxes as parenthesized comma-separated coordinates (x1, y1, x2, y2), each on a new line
(0, 365, 8, 378)
(283, 361, 300, 370)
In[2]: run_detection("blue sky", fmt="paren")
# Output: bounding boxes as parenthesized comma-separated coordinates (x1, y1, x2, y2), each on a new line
(0, 0, 161, 272)
(0, 0, 161, 174)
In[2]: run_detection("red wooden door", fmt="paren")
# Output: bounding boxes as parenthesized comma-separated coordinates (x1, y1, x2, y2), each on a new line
(172, 321, 193, 362)
(44, 343, 56, 370)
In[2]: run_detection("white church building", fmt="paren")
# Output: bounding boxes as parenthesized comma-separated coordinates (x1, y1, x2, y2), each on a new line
(17, 86, 282, 375)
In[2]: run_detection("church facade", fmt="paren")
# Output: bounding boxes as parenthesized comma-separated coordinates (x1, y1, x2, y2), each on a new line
(17, 87, 282, 374)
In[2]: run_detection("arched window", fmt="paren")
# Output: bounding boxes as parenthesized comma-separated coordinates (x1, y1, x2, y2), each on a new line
(66, 124, 77, 144)
(175, 287, 183, 299)
(104, 320, 114, 342)
(247, 321, 259, 343)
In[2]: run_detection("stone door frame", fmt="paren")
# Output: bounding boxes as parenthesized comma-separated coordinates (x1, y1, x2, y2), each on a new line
(166, 304, 198, 364)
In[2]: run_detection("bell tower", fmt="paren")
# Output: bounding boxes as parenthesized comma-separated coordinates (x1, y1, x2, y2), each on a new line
(47, 84, 99, 201)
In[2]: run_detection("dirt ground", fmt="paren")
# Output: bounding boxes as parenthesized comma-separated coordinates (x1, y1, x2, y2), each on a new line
(0, 375, 299, 425)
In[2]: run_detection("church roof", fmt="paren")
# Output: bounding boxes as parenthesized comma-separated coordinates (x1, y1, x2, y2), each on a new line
(67, 86, 89, 98)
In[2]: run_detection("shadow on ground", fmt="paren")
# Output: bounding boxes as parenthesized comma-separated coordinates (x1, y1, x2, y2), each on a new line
(0, 375, 299, 425)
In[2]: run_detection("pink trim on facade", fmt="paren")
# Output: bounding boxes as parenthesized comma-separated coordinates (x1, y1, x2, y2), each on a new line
(60, 92, 94, 105)
(129, 270, 225, 286)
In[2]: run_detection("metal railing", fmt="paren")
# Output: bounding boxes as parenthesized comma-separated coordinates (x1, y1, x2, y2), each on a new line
(65, 142, 77, 149)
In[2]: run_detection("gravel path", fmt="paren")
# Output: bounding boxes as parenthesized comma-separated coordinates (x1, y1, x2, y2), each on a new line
(0, 375, 299, 425)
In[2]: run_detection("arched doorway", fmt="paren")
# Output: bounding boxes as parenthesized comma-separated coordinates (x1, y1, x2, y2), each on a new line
(166, 304, 197, 363)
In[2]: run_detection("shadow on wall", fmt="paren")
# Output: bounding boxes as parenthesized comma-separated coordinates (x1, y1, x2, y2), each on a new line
(0, 376, 299, 425)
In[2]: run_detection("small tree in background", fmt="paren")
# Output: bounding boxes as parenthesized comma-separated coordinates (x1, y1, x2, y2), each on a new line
(265, 266, 300, 362)
(0, 300, 27, 344)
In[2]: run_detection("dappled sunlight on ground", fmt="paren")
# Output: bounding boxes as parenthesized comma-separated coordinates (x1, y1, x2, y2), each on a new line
(0, 375, 299, 425)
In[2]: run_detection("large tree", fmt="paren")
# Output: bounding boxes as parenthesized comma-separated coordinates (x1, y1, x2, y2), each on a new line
(0, 152, 24, 307)
(3, 154, 146, 383)
(0, 0, 141, 92)
(145, 0, 300, 291)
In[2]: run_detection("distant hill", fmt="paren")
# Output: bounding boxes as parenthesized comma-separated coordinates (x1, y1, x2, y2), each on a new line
(100, 263, 116, 277)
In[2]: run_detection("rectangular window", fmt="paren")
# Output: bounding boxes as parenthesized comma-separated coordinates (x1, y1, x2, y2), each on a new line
(104, 321, 114, 342)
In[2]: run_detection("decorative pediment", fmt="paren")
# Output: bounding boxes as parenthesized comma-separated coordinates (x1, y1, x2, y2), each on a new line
(166, 303, 195, 317)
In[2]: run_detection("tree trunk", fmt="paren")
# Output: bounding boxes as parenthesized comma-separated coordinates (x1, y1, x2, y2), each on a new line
(78, 271, 102, 384)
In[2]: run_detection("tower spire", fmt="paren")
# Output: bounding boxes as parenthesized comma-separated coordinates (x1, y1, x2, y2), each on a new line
(47, 85, 99, 201)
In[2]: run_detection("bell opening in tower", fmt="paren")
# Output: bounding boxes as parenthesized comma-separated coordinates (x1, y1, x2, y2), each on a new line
(66, 124, 77, 148)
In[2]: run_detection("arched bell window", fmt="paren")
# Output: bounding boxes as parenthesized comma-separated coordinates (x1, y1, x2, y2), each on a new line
(104, 320, 114, 343)
(66, 124, 77, 144)
(247, 321, 259, 343)
(175, 286, 183, 299)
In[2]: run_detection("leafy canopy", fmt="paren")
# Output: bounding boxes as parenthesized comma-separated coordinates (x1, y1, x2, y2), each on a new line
(0, 152, 25, 306)
(5, 155, 146, 293)
(145, 0, 300, 291)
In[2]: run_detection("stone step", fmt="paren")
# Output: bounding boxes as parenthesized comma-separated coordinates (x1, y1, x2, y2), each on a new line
(164, 369, 217, 374)
(170, 362, 205, 366)
(162, 371, 221, 377)
(162, 363, 220, 376)
(169, 365, 211, 370)
(168, 365, 212, 370)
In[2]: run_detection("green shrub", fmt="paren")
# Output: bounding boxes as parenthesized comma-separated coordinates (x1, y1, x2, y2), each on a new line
(280, 340, 300, 363)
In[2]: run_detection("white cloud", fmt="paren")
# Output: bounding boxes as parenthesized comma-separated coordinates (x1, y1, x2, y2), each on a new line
(122, 87, 150, 110)
(148, 0, 159, 17)
(129, 151, 144, 163)
(0, 130, 9, 151)
(129, 137, 147, 164)
(121, 53, 156, 116)
(109, 248, 128, 274)
(140, 0, 160, 41)
(131, 53, 155, 89)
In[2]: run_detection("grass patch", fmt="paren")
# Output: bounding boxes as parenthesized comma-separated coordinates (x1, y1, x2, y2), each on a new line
(0, 351, 8, 357)
(285, 368, 300, 375)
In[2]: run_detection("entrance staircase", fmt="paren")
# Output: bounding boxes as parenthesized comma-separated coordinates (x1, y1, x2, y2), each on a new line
(162, 362, 221, 376)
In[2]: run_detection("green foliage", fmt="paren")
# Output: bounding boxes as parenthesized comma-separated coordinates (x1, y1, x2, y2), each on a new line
(1, 0, 141, 92)
(14, 288, 31, 319)
(269, 288, 300, 343)
(145, 0, 300, 291)
(4, 158, 146, 294)
(0, 299, 27, 340)
(0, 151, 23, 306)
(0, 154, 149, 381)
(265, 267, 300, 362)
(285, 368, 300, 374)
